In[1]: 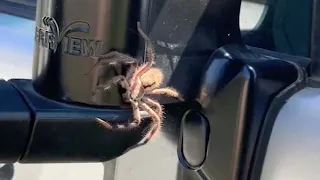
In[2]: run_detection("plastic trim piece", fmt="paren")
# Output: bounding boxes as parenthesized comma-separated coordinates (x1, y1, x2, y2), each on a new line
(178, 110, 210, 171)
(182, 43, 310, 180)
(0, 79, 31, 163)
(249, 76, 320, 180)
(9, 79, 150, 163)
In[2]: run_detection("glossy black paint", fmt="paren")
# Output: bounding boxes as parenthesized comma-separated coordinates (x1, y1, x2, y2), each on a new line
(249, 53, 307, 180)
(9, 79, 150, 163)
(198, 53, 251, 180)
(248, 0, 318, 178)
(166, 0, 243, 101)
(189, 44, 310, 180)
(0, 0, 318, 180)
(0, 78, 194, 164)
(32, 0, 148, 106)
(0, 80, 30, 163)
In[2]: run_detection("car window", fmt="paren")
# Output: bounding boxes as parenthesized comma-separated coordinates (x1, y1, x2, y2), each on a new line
(240, 0, 313, 58)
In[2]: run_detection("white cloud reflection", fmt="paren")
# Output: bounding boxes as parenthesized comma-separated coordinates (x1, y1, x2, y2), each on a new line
(0, 13, 34, 80)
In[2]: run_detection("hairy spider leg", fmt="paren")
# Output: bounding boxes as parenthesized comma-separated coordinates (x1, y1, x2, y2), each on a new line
(93, 75, 129, 93)
(130, 22, 156, 82)
(85, 51, 139, 75)
(97, 22, 165, 142)
(94, 75, 131, 129)
(95, 74, 145, 131)
(96, 118, 113, 129)
(142, 97, 163, 116)
(125, 66, 138, 84)
(147, 87, 184, 101)
(127, 99, 143, 126)
(95, 76, 135, 130)
(96, 100, 145, 131)
(93, 66, 136, 97)
(137, 22, 156, 66)
(106, 100, 142, 131)
(139, 97, 164, 143)
(129, 23, 157, 97)
(139, 102, 162, 143)
(100, 51, 139, 64)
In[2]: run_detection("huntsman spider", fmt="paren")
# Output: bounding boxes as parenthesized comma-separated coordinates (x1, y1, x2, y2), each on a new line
(93, 22, 183, 143)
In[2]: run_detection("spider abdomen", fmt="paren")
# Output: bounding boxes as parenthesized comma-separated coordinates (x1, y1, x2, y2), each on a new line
(141, 67, 164, 91)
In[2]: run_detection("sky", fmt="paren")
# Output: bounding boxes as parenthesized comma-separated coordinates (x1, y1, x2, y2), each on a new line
(0, 13, 104, 180)
(0, 13, 34, 80)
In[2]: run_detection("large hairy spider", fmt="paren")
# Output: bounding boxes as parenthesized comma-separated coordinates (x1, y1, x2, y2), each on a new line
(93, 22, 183, 143)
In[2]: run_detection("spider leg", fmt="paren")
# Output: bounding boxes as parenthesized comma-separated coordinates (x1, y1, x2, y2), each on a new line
(146, 87, 184, 101)
(110, 100, 142, 130)
(96, 118, 113, 129)
(125, 66, 137, 82)
(85, 51, 139, 75)
(128, 99, 142, 126)
(137, 22, 155, 66)
(98, 51, 139, 65)
(139, 102, 162, 143)
(96, 100, 143, 131)
(93, 75, 129, 95)
(142, 97, 163, 117)
(131, 60, 154, 83)
(130, 22, 156, 82)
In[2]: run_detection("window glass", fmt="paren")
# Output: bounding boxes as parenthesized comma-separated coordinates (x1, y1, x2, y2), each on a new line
(240, 0, 313, 58)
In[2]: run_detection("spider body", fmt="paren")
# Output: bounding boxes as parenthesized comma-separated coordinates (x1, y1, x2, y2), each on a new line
(94, 22, 183, 143)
